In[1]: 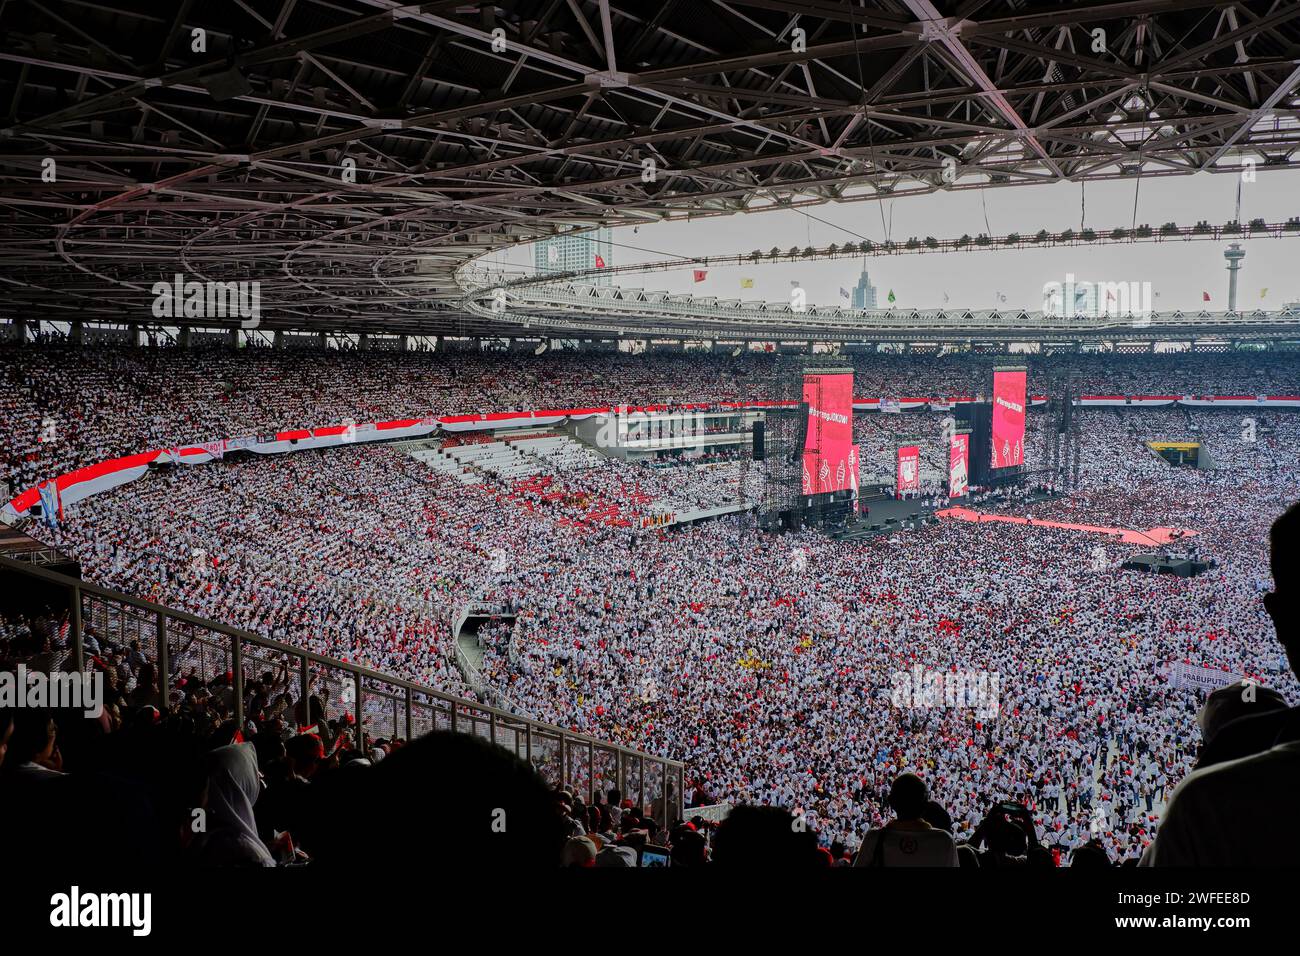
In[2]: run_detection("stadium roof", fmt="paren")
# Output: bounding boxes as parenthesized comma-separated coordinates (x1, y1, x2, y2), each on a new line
(2, 0, 1300, 335)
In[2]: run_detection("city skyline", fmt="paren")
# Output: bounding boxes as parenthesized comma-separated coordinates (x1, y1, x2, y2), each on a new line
(500, 168, 1300, 314)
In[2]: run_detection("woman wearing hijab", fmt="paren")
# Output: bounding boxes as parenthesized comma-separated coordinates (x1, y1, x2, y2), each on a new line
(192, 742, 276, 867)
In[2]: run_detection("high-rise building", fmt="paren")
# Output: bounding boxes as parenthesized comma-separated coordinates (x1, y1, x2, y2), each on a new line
(851, 266, 878, 309)
(534, 227, 613, 285)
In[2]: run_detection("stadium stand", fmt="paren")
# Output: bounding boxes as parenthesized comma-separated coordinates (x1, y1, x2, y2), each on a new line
(3, 345, 1298, 867)
(4, 0, 1300, 892)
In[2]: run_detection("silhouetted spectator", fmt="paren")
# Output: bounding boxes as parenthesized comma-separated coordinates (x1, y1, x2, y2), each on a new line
(1144, 503, 1300, 865)
(854, 774, 958, 867)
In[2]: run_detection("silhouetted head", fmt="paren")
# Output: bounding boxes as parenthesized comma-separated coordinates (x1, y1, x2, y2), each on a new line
(886, 773, 929, 822)
(711, 805, 821, 867)
(921, 798, 953, 833)
(0, 709, 13, 770)
(5, 708, 57, 767)
(302, 731, 567, 867)
(1264, 503, 1299, 673)
(1070, 842, 1112, 868)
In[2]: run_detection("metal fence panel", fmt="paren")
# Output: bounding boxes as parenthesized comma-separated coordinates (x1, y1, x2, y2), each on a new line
(1, 556, 683, 826)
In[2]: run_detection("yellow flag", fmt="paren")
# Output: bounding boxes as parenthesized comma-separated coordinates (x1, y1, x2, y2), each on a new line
(741, 278, 754, 289)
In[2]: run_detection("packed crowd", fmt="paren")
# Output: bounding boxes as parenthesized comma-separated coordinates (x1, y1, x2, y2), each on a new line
(505, 456, 761, 521)
(6, 343, 1299, 497)
(475, 483, 1294, 860)
(5, 345, 1299, 865)
(8, 477, 1294, 866)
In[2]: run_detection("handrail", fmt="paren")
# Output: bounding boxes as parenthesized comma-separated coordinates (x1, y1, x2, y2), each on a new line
(0, 555, 684, 826)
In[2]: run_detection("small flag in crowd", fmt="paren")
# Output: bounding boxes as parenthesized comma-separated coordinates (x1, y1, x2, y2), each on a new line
(1203, 291, 1211, 302)
(594, 254, 606, 268)
(1261, 287, 1269, 299)
(693, 269, 708, 282)
(839, 287, 850, 300)
(37, 479, 61, 529)
(887, 289, 896, 303)
(741, 278, 754, 289)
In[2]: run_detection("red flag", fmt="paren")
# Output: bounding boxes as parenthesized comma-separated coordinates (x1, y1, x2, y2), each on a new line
(1202, 291, 1211, 302)
(693, 269, 707, 282)
(594, 254, 606, 268)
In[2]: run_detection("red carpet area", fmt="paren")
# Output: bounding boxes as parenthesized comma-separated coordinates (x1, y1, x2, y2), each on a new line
(935, 507, 1199, 545)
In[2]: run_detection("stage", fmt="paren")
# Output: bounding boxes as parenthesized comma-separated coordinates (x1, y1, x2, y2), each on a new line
(828, 495, 940, 540)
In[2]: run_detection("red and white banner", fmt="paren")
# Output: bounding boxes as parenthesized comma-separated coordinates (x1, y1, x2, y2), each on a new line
(1122, 396, 1179, 407)
(949, 433, 969, 498)
(8, 393, 1300, 520)
(172, 439, 227, 464)
(1178, 395, 1300, 408)
(897, 444, 921, 496)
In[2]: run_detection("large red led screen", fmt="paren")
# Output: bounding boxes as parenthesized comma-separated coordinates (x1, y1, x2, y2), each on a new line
(801, 372, 854, 494)
(991, 369, 1027, 468)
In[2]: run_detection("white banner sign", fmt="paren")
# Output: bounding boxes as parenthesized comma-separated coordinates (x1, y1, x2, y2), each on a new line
(1158, 661, 1242, 692)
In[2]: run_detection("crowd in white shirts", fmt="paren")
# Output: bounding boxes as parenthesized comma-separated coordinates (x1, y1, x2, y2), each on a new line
(6, 342, 1298, 499)
(7, 344, 1300, 863)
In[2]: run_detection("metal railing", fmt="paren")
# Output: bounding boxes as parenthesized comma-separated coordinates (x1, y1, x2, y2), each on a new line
(0, 555, 684, 828)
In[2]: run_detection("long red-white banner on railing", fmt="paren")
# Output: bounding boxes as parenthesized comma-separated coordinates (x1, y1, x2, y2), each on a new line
(6, 395, 1300, 517)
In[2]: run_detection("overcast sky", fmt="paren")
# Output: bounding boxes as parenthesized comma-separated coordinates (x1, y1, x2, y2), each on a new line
(498, 167, 1300, 313)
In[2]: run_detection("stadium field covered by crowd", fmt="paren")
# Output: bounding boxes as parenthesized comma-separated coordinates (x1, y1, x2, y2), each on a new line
(3, 341, 1298, 877)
